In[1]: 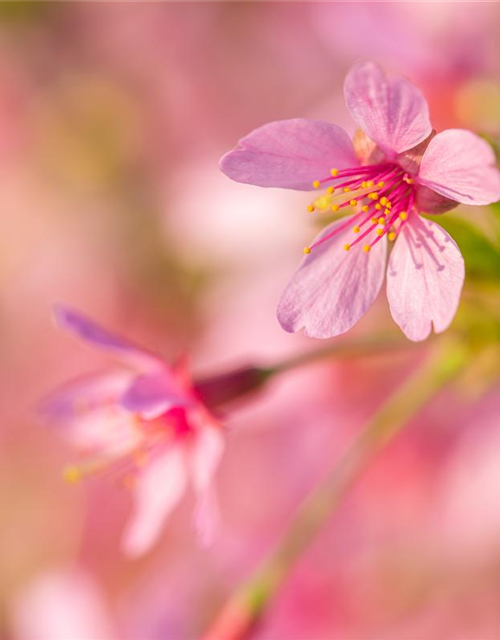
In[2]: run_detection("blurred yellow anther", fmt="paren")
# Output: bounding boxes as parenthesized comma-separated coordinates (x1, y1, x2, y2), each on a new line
(388, 231, 397, 241)
(343, 243, 350, 251)
(63, 466, 82, 484)
(386, 202, 392, 209)
(343, 186, 351, 193)
(362, 205, 369, 213)
(349, 199, 358, 206)
(303, 246, 311, 254)
(330, 168, 339, 177)
(369, 192, 379, 200)
(403, 176, 414, 184)
(331, 204, 339, 212)
(378, 181, 384, 187)
(313, 180, 321, 189)
(375, 203, 382, 210)
(371, 217, 378, 224)
(376, 228, 384, 236)
(327, 186, 335, 194)
(367, 180, 374, 187)
(307, 205, 315, 213)
(353, 226, 360, 233)
(380, 196, 388, 206)
(378, 217, 385, 225)
(399, 211, 408, 220)
(363, 244, 371, 253)
(384, 208, 391, 215)
(361, 181, 368, 188)
(314, 196, 331, 210)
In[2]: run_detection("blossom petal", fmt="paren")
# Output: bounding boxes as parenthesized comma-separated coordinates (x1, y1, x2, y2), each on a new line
(120, 373, 191, 420)
(121, 447, 187, 557)
(54, 306, 163, 371)
(277, 217, 387, 338)
(418, 129, 500, 205)
(344, 62, 431, 156)
(219, 119, 358, 190)
(189, 424, 224, 546)
(387, 216, 464, 341)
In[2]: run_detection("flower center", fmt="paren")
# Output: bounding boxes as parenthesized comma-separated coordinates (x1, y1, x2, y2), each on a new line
(304, 163, 415, 254)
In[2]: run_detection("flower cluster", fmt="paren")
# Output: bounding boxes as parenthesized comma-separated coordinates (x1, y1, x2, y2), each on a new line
(221, 62, 500, 341)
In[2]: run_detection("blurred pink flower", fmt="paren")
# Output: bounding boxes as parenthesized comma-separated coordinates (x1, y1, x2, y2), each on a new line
(221, 62, 500, 341)
(42, 306, 224, 557)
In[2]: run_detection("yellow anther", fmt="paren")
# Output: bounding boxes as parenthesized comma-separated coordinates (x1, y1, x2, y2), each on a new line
(353, 226, 360, 233)
(380, 196, 388, 206)
(63, 466, 82, 484)
(314, 196, 331, 210)
(343, 243, 350, 251)
(327, 186, 335, 194)
(330, 168, 339, 177)
(371, 217, 378, 224)
(343, 186, 351, 193)
(403, 176, 414, 184)
(376, 228, 384, 236)
(375, 203, 382, 210)
(378, 217, 385, 225)
(349, 199, 358, 206)
(378, 181, 384, 187)
(388, 232, 397, 241)
(361, 205, 369, 213)
(313, 180, 321, 189)
(303, 246, 311, 254)
(307, 205, 315, 213)
(369, 192, 379, 200)
(384, 208, 391, 215)
(367, 180, 374, 187)
(361, 181, 368, 188)
(399, 211, 408, 220)
(363, 244, 371, 253)
(331, 204, 339, 212)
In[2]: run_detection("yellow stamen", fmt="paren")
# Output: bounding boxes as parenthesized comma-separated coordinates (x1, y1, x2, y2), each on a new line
(363, 244, 371, 253)
(349, 199, 358, 206)
(313, 180, 321, 189)
(399, 211, 408, 220)
(303, 246, 311, 254)
(343, 186, 351, 193)
(375, 203, 382, 210)
(361, 205, 369, 213)
(378, 181, 384, 187)
(307, 205, 315, 213)
(367, 180, 374, 187)
(331, 204, 339, 212)
(343, 243, 350, 251)
(63, 466, 82, 484)
(378, 217, 385, 225)
(388, 232, 397, 241)
(380, 196, 388, 206)
(384, 208, 391, 215)
(371, 217, 378, 224)
(330, 168, 338, 177)
(327, 186, 335, 194)
(403, 176, 414, 184)
(376, 228, 384, 236)
(353, 226, 360, 233)
(368, 192, 379, 200)
(386, 201, 392, 209)
(361, 181, 368, 188)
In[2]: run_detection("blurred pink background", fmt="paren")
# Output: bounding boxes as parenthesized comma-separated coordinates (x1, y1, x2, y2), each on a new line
(2, 3, 500, 639)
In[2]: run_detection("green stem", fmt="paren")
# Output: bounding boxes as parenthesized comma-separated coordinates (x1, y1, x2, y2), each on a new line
(201, 338, 467, 640)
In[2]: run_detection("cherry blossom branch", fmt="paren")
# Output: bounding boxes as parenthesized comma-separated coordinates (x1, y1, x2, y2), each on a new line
(201, 337, 467, 640)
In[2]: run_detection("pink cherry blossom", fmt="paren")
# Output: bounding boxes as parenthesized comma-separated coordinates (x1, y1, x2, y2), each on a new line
(41, 306, 224, 557)
(220, 61, 500, 341)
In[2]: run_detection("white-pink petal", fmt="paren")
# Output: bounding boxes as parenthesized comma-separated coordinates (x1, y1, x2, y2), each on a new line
(344, 61, 432, 156)
(277, 218, 387, 339)
(219, 118, 358, 190)
(418, 129, 500, 205)
(121, 447, 187, 557)
(387, 216, 465, 342)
